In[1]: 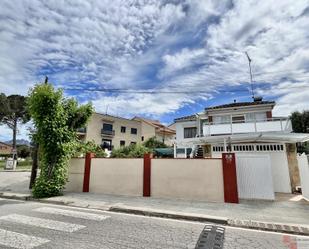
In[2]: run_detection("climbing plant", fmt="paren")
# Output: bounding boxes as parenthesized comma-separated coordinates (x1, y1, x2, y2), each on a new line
(27, 83, 93, 198)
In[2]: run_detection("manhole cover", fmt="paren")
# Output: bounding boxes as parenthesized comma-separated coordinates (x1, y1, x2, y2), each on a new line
(195, 225, 225, 249)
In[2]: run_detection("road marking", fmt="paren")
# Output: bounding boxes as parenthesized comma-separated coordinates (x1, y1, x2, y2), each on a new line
(0, 228, 49, 249)
(0, 214, 85, 232)
(34, 207, 110, 221)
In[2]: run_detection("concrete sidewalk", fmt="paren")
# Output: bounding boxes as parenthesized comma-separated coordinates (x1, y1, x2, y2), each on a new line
(43, 192, 309, 225)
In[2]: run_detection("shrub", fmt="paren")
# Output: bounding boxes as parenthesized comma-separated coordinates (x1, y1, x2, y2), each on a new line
(110, 144, 150, 158)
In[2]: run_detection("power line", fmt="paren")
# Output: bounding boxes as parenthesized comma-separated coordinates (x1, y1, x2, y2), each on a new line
(63, 85, 309, 94)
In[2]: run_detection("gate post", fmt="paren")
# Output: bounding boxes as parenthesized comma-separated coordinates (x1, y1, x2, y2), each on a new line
(143, 153, 152, 197)
(222, 153, 239, 203)
(83, 152, 94, 192)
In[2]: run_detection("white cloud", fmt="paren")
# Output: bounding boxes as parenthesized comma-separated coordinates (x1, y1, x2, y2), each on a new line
(0, 0, 308, 129)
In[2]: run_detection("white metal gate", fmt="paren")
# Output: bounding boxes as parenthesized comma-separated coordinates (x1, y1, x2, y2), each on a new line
(236, 154, 275, 200)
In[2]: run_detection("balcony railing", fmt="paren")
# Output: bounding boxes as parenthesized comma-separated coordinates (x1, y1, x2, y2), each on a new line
(202, 118, 292, 136)
(101, 129, 115, 136)
(77, 127, 87, 134)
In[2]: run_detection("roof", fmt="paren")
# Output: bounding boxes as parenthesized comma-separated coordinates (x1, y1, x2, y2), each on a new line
(133, 117, 176, 134)
(205, 101, 275, 111)
(95, 112, 140, 123)
(0, 141, 13, 147)
(174, 114, 197, 122)
(175, 132, 309, 146)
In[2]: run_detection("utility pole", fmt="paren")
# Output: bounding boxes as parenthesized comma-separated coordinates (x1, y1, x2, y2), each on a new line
(245, 52, 255, 100)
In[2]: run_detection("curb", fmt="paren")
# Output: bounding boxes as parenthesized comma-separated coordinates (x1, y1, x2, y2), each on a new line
(109, 206, 228, 225)
(228, 219, 309, 236)
(1, 193, 308, 236)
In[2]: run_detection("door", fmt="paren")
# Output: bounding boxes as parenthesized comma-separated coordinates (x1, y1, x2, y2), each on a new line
(236, 154, 275, 200)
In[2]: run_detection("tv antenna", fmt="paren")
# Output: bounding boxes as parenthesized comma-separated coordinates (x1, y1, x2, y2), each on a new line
(245, 52, 255, 100)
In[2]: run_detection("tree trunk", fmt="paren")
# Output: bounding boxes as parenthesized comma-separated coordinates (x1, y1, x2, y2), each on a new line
(29, 143, 39, 189)
(12, 118, 17, 160)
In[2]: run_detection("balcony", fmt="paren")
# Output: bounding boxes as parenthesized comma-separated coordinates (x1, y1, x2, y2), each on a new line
(77, 127, 86, 134)
(202, 118, 292, 136)
(101, 129, 115, 136)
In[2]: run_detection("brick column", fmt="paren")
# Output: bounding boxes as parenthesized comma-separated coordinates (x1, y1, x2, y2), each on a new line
(83, 152, 94, 192)
(143, 153, 151, 197)
(222, 153, 239, 203)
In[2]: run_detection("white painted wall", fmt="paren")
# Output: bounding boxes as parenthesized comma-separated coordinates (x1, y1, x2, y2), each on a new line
(65, 158, 85, 192)
(90, 158, 144, 196)
(151, 159, 224, 202)
(175, 121, 197, 142)
(297, 154, 309, 200)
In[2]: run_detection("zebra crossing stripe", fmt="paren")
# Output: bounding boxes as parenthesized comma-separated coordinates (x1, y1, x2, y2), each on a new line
(0, 214, 85, 232)
(34, 207, 110, 221)
(0, 228, 49, 249)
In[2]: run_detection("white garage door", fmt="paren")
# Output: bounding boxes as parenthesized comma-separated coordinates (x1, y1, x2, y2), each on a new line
(236, 154, 275, 200)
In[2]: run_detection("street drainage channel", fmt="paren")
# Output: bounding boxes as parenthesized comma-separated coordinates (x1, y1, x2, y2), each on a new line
(195, 225, 225, 249)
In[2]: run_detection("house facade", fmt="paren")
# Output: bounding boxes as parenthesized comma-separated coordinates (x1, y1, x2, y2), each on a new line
(0, 142, 13, 155)
(78, 113, 142, 150)
(133, 117, 176, 146)
(174, 99, 309, 196)
(78, 113, 176, 150)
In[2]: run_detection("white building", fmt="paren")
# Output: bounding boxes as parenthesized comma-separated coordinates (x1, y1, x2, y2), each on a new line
(174, 99, 309, 198)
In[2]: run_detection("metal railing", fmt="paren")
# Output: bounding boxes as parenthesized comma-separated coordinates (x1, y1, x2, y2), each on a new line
(77, 127, 87, 133)
(101, 129, 115, 136)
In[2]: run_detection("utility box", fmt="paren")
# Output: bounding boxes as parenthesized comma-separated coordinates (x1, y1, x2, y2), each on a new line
(5, 158, 16, 170)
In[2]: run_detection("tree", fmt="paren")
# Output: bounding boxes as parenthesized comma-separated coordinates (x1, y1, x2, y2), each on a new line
(143, 136, 168, 149)
(17, 144, 31, 158)
(27, 83, 93, 198)
(290, 111, 309, 133)
(290, 110, 309, 154)
(0, 94, 30, 158)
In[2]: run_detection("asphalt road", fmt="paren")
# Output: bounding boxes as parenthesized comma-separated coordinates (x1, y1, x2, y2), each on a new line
(0, 198, 307, 249)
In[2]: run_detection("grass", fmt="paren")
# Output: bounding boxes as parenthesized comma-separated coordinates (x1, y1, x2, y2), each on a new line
(0, 159, 32, 170)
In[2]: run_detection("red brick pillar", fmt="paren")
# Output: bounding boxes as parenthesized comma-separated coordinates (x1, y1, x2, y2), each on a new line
(143, 153, 152, 197)
(222, 153, 239, 203)
(83, 152, 94, 192)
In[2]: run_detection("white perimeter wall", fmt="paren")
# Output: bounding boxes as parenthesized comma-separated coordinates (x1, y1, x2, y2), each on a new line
(65, 158, 85, 192)
(151, 159, 224, 202)
(89, 158, 144, 196)
(298, 154, 309, 200)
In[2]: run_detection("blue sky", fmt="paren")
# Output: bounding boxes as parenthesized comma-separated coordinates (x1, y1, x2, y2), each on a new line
(0, 0, 309, 141)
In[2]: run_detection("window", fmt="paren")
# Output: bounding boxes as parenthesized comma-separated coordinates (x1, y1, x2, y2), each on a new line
(184, 127, 197, 138)
(141, 136, 144, 141)
(213, 115, 231, 124)
(130, 142, 136, 145)
(103, 123, 113, 131)
(120, 140, 125, 146)
(255, 112, 267, 122)
(121, 126, 126, 133)
(131, 128, 137, 134)
(232, 115, 245, 123)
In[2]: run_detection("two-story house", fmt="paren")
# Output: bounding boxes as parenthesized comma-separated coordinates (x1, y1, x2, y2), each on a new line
(174, 98, 309, 195)
(133, 117, 176, 146)
(78, 113, 176, 150)
(78, 113, 142, 150)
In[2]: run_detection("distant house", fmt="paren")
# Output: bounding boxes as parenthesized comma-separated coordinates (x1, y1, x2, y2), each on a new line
(174, 98, 309, 197)
(77, 113, 176, 150)
(132, 117, 176, 146)
(0, 142, 13, 155)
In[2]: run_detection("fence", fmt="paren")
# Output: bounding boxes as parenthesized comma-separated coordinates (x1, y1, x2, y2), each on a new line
(65, 153, 238, 203)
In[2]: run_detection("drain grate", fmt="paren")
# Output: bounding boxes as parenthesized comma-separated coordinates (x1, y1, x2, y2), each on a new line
(195, 225, 225, 249)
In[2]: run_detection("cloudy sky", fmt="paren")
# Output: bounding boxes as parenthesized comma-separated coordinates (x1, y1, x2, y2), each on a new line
(0, 0, 309, 141)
